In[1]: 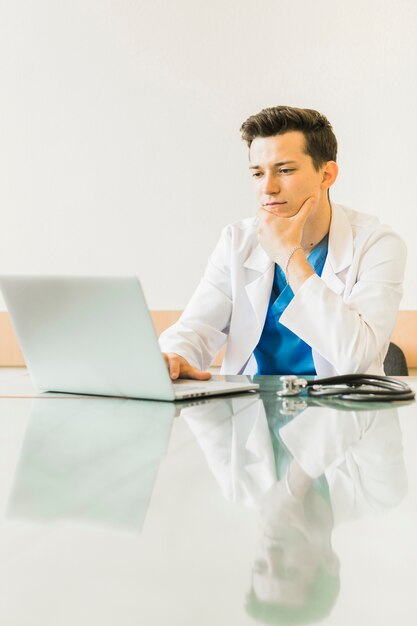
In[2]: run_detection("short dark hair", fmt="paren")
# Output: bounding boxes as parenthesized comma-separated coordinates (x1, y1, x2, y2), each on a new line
(240, 106, 337, 171)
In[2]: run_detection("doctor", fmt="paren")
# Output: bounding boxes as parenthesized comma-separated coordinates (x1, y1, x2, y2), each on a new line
(159, 106, 406, 379)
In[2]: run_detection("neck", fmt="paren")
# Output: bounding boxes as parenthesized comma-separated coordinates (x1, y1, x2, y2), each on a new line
(301, 198, 332, 252)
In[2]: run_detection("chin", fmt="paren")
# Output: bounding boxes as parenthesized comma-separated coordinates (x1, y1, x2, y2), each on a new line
(263, 206, 294, 217)
(279, 207, 299, 217)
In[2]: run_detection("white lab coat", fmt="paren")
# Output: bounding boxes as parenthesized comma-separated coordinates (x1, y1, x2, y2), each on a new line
(159, 204, 406, 375)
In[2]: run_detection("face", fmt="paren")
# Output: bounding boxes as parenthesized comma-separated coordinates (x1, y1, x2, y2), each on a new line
(249, 131, 335, 218)
(252, 529, 321, 606)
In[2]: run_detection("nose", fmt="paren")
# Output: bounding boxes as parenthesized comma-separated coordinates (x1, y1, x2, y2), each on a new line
(262, 171, 280, 196)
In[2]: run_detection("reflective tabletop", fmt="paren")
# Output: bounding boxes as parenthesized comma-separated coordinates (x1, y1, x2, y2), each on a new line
(0, 371, 416, 625)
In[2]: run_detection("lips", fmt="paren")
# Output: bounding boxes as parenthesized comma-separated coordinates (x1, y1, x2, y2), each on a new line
(264, 202, 287, 206)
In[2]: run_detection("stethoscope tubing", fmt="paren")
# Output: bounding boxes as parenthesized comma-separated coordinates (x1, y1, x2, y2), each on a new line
(306, 373, 415, 402)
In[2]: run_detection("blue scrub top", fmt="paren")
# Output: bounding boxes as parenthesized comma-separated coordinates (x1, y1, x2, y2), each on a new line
(254, 236, 329, 375)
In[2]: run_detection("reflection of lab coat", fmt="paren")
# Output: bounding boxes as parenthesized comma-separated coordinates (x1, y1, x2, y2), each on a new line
(183, 399, 407, 521)
(182, 397, 276, 507)
(279, 407, 407, 524)
(160, 204, 405, 375)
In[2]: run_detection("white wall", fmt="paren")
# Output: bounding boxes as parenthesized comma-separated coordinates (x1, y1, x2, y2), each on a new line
(1, 0, 416, 309)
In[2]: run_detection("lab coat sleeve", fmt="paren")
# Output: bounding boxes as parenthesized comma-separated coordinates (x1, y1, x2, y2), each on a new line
(279, 226, 406, 374)
(158, 226, 233, 370)
(280, 408, 407, 522)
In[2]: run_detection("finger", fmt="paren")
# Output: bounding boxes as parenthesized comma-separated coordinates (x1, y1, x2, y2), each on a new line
(167, 355, 181, 380)
(180, 361, 212, 380)
(163, 352, 176, 377)
(167, 353, 212, 381)
(187, 368, 212, 381)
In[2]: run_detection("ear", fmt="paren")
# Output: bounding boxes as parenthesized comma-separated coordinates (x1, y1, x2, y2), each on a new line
(320, 161, 338, 189)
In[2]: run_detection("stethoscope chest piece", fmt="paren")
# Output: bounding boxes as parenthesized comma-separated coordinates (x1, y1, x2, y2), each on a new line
(277, 375, 308, 397)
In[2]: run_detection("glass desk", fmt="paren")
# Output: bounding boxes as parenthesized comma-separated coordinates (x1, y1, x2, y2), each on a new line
(0, 370, 416, 626)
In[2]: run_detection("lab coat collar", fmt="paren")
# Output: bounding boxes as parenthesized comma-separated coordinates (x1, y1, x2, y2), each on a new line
(320, 203, 353, 294)
(326, 203, 354, 274)
(243, 239, 273, 274)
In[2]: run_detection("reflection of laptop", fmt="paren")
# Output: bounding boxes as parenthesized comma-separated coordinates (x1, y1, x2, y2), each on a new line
(0, 275, 258, 400)
(8, 397, 174, 530)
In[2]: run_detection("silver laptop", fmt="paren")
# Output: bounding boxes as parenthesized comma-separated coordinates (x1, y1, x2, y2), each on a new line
(0, 275, 259, 401)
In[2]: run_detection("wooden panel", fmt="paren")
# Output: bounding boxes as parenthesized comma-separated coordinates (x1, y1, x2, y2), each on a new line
(391, 311, 417, 368)
(0, 310, 224, 367)
(0, 310, 415, 367)
(0, 312, 25, 366)
(150, 310, 182, 336)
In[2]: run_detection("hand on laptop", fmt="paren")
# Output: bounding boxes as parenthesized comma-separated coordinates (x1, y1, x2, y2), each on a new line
(163, 353, 212, 381)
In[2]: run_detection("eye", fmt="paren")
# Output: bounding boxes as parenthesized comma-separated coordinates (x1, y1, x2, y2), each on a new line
(251, 171, 263, 178)
(279, 168, 295, 174)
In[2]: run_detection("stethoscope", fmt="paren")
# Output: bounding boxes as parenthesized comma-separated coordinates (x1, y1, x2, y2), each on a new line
(276, 374, 415, 402)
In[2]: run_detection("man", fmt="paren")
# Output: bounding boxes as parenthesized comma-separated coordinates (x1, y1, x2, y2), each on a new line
(160, 106, 406, 379)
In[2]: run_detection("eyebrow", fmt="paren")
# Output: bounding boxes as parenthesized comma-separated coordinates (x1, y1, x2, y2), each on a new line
(248, 160, 298, 170)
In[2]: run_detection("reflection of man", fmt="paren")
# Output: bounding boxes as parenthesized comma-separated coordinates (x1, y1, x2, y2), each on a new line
(247, 404, 407, 625)
(248, 460, 339, 625)
(160, 106, 406, 379)
(183, 397, 407, 624)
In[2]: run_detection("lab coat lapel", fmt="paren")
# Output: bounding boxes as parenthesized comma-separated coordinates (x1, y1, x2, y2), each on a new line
(312, 204, 355, 376)
(243, 243, 274, 328)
